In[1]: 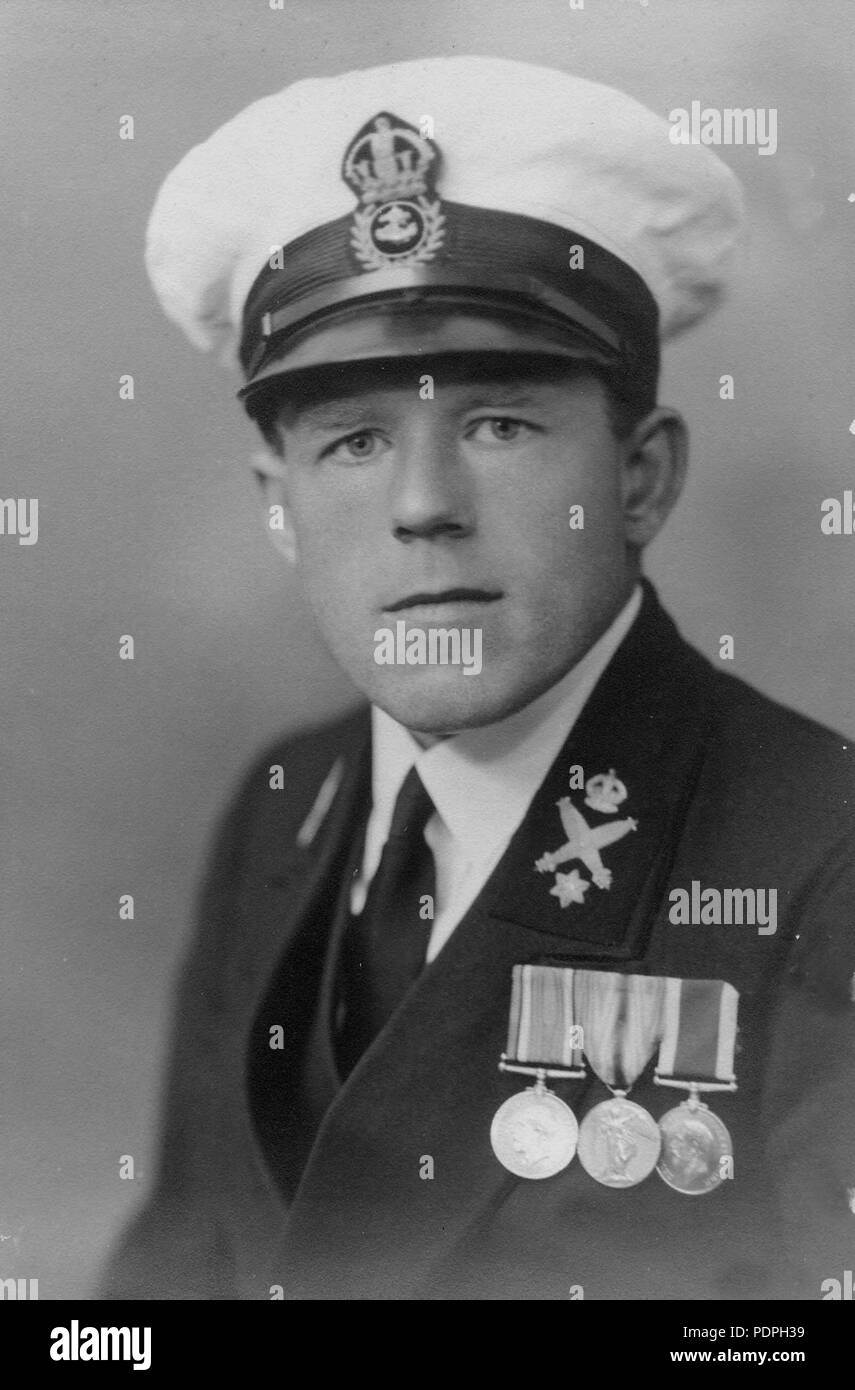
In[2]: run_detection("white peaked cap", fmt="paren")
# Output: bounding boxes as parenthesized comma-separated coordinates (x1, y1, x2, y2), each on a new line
(146, 55, 745, 397)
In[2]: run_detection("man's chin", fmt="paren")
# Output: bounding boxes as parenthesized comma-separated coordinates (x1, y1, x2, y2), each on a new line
(362, 668, 549, 737)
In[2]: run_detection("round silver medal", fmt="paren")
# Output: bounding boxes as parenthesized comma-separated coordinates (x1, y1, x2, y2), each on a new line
(490, 1088, 578, 1180)
(656, 1101, 733, 1195)
(577, 1096, 661, 1188)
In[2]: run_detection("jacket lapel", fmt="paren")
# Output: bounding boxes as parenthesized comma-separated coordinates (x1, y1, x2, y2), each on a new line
(483, 586, 715, 957)
(277, 585, 721, 1297)
(239, 716, 371, 1202)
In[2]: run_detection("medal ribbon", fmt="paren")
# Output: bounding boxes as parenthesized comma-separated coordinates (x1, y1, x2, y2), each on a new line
(656, 977, 738, 1083)
(505, 964, 585, 1067)
(573, 971, 665, 1090)
(504, 968, 738, 1086)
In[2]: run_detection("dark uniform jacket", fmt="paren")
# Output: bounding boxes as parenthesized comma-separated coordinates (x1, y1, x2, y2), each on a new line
(100, 583, 855, 1300)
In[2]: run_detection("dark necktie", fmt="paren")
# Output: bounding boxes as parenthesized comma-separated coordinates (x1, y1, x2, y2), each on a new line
(336, 766, 436, 1077)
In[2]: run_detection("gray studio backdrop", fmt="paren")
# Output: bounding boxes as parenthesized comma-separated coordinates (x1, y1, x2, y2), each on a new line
(2, 0, 853, 1298)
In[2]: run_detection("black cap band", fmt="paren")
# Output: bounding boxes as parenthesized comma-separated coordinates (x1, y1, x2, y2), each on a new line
(238, 202, 660, 407)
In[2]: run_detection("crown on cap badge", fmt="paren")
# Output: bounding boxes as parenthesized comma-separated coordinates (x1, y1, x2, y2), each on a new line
(583, 769, 628, 816)
(341, 112, 446, 270)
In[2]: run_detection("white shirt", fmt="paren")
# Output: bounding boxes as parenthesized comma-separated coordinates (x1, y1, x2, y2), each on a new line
(351, 585, 643, 962)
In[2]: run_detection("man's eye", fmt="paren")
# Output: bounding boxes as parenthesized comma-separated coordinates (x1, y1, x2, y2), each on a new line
(467, 417, 535, 444)
(325, 430, 383, 463)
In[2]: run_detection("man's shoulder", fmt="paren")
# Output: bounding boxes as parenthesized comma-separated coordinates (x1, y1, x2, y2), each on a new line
(261, 703, 371, 776)
(698, 649, 846, 744)
(620, 585, 851, 808)
(219, 702, 370, 849)
(679, 638, 853, 826)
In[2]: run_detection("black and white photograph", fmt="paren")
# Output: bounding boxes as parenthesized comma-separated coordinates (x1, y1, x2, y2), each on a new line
(3, 0, 854, 1346)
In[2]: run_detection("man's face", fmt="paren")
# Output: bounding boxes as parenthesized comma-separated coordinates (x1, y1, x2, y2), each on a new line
(271, 359, 638, 735)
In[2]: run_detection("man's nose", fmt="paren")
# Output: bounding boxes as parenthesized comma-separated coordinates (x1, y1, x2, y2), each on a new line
(388, 422, 475, 542)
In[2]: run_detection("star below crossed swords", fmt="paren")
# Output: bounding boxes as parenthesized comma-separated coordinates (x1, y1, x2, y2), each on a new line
(549, 869, 590, 907)
(535, 795, 638, 905)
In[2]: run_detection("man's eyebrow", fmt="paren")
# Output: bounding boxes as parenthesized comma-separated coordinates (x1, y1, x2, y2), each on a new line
(276, 378, 564, 428)
(458, 388, 542, 408)
(284, 397, 381, 429)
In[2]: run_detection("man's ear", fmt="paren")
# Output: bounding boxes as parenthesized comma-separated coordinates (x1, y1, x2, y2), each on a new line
(618, 407, 688, 549)
(250, 448, 298, 565)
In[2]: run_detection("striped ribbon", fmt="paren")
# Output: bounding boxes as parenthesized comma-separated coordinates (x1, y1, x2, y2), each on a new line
(505, 964, 585, 1068)
(656, 977, 738, 1083)
(505, 967, 738, 1090)
(573, 971, 665, 1090)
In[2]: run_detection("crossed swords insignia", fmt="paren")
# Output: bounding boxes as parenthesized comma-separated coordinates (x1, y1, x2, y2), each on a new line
(535, 777, 637, 907)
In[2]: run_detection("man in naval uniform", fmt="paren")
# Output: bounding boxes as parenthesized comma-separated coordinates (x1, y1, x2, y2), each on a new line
(99, 56, 855, 1301)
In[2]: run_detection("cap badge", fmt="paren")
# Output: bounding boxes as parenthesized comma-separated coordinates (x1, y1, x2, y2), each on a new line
(534, 772, 638, 904)
(342, 111, 446, 270)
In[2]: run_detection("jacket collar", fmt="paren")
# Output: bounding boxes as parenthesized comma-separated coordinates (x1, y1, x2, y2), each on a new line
(480, 580, 713, 955)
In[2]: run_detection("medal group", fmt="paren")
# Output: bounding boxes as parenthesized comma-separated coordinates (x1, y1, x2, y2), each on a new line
(491, 966, 738, 1195)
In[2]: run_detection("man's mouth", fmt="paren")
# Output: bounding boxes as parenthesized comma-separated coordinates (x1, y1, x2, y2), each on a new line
(383, 587, 503, 614)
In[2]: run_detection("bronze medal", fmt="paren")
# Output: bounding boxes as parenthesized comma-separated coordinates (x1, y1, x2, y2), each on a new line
(577, 1094, 661, 1188)
(656, 1100, 733, 1195)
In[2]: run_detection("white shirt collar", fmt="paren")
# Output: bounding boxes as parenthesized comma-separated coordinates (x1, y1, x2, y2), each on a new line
(368, 584, 642, 875)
